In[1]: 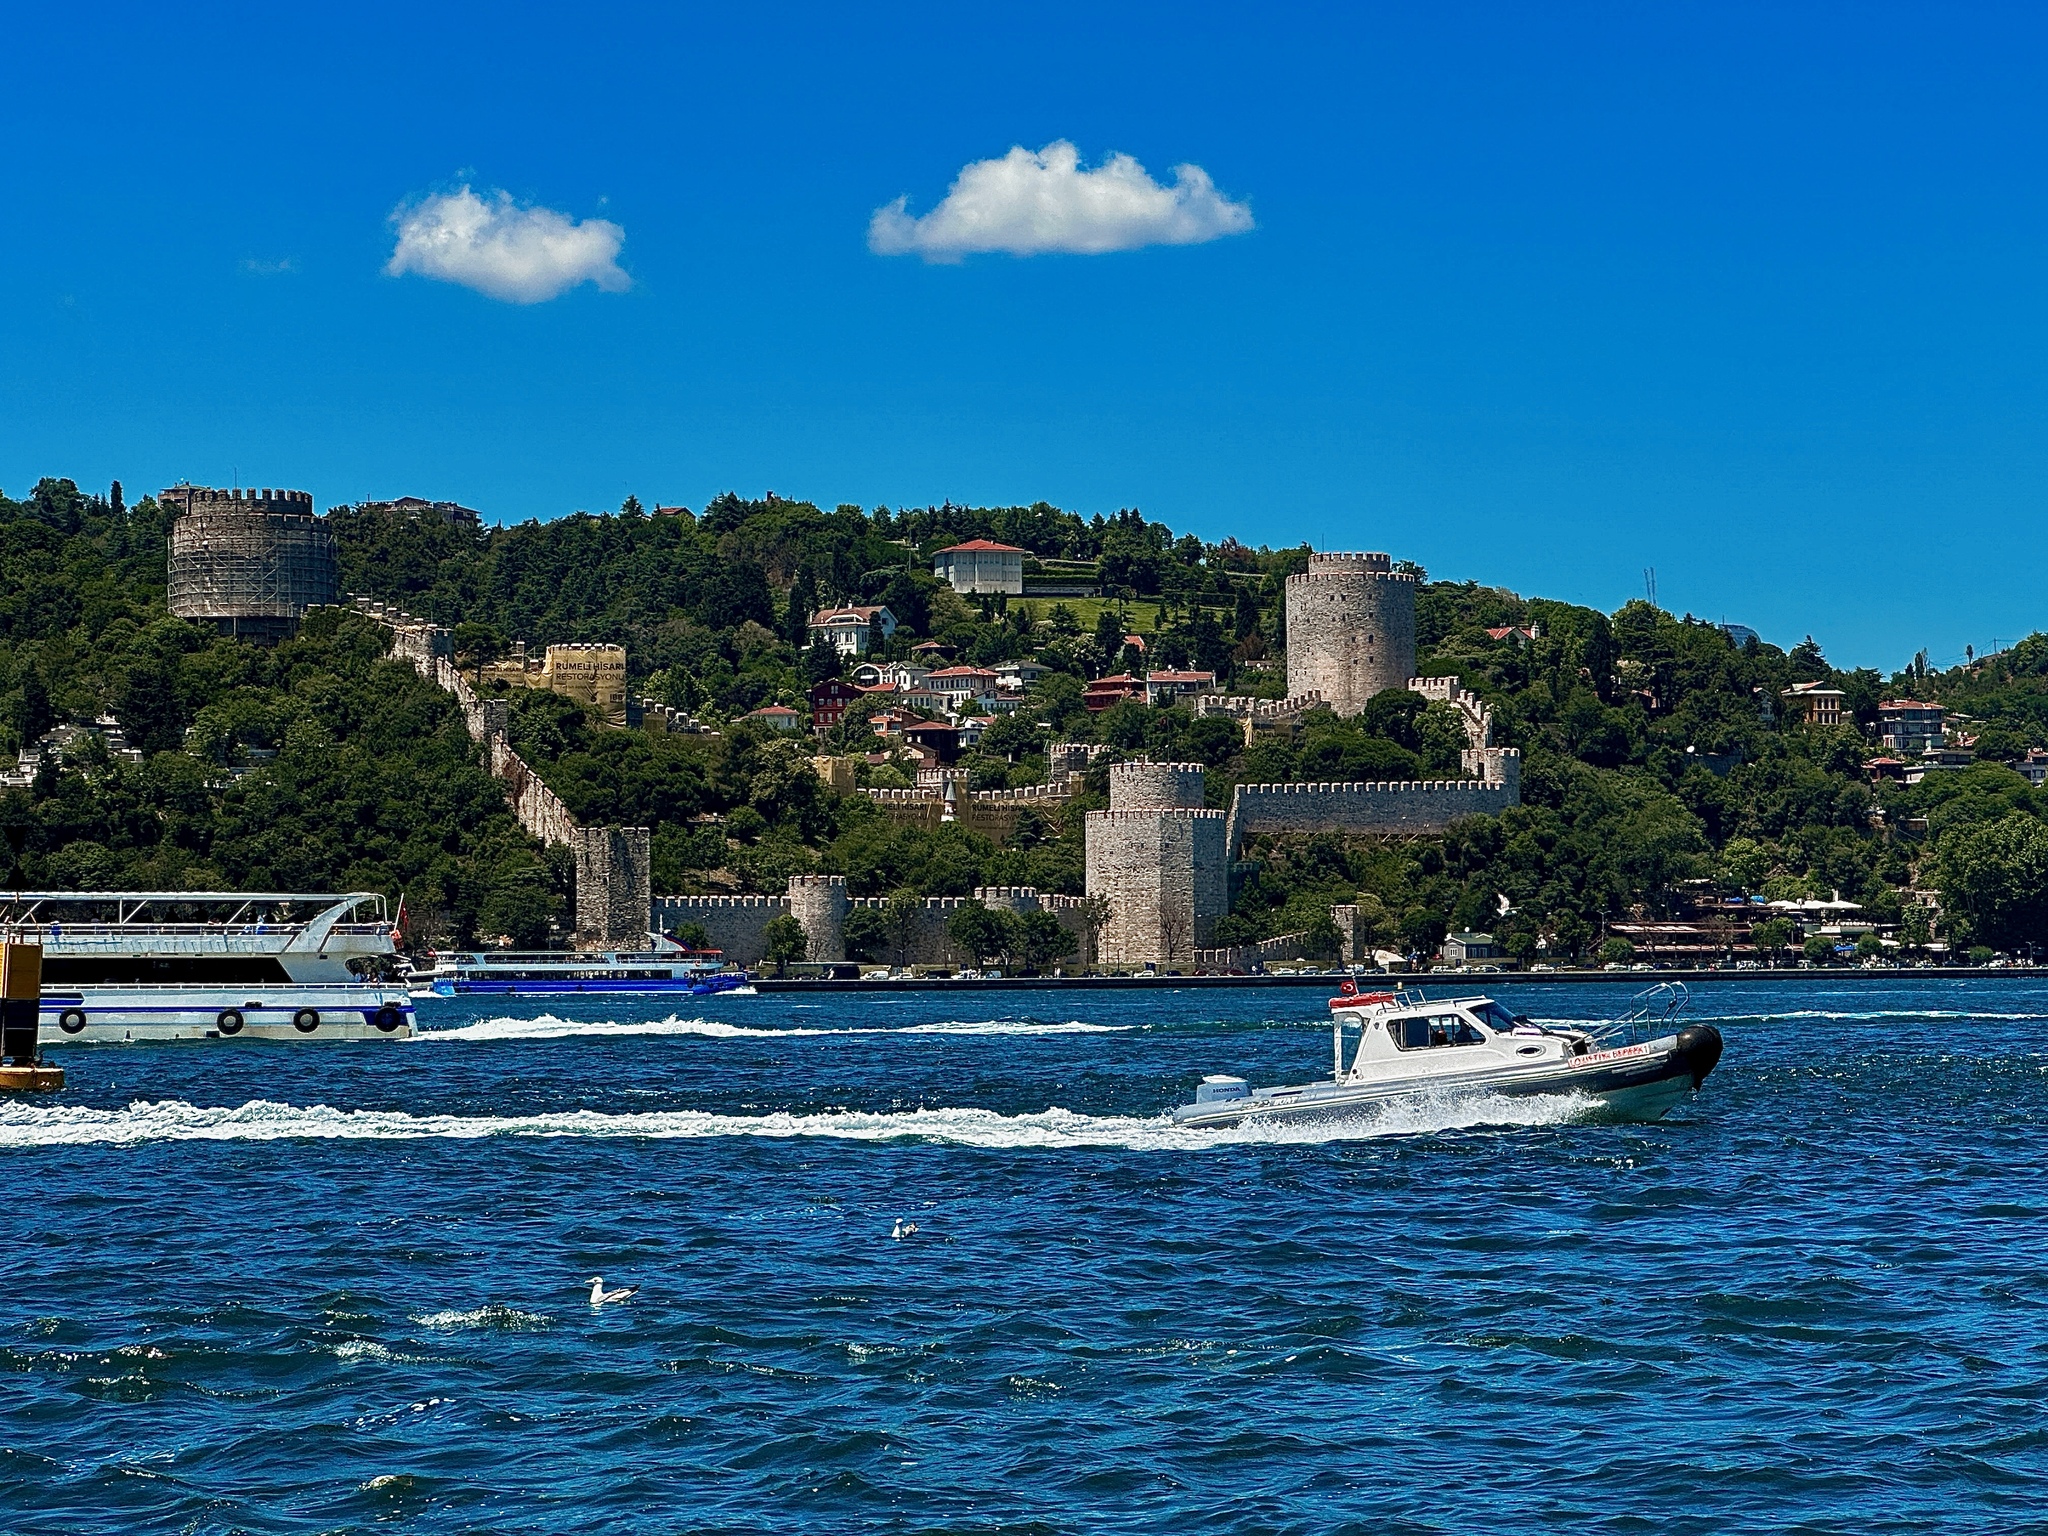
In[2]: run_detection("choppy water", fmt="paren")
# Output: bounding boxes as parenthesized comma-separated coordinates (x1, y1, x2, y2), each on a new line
(4, 980, 2046, 1534)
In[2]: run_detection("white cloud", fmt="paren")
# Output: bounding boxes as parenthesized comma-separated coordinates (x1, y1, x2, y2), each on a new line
(868, 141, 1252, 262)
(386, 185, 628, 304)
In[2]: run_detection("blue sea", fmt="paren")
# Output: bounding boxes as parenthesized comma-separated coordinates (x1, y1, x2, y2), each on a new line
(3, 979, 2046, 1534)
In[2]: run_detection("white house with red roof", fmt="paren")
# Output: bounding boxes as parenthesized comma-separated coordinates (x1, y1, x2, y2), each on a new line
(932, 539, 1025, 594)
(808, 604, 897, 657)
(1144, 669, 1217, 706)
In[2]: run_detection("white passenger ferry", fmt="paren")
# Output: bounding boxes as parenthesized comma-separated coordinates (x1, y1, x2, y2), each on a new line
(7, 891, 414, 1043)
(415, 938, 749, 998)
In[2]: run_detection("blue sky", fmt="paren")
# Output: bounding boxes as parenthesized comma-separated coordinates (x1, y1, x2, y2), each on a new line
(5, 2, 2046, 669)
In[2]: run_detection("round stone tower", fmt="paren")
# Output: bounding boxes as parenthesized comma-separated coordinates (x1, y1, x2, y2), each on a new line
(1108, 761, 1207, 811)
(1284, 551, 1417, 717)
(786, 874, 849, 962)
(164, 486, 339, 642)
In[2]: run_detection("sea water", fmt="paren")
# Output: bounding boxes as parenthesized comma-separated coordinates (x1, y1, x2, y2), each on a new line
(2, 980, 2044, 1534)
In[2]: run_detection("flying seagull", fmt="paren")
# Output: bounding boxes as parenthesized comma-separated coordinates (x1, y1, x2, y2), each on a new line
(587, 1276, 639, 1307)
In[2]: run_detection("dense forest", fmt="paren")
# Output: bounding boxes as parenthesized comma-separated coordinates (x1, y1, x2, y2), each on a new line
(7, 476, 2048, 957)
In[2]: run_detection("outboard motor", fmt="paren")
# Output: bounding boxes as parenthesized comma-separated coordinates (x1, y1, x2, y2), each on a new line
(1194, 1075, 1250, 1105)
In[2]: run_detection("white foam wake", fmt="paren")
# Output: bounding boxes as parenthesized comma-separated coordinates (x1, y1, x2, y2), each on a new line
(0, 1091, 1593, 1152)
(417, 1013, 1129, 1043)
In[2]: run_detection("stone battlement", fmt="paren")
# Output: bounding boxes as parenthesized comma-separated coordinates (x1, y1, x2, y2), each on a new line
(1087, 807, 1227, 823)
(972, 781, 1075, 804)
(161, 486, 317, 517)
(1306, 550, 1394, 574)
(1225, 752, 1521, 850)
(1198, 692, 1326, 718)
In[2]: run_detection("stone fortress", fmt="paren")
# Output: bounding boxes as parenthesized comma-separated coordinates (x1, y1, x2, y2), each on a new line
(358, 542, 1517, 969)
(1078, 547, 1521, 967)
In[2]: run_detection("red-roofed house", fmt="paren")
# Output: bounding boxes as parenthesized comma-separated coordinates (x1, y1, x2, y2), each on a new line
(745, 704, 802, 733)
(923, 666, 1000, 702)
(1084, 674, 1145, 712)
(808, 605, 897, 657)
(1144, 670, 1216, 706)
(932, 539, 1026, 595)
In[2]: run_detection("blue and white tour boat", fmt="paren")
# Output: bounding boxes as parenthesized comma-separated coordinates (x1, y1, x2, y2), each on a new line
(6, 890, 415, 1043)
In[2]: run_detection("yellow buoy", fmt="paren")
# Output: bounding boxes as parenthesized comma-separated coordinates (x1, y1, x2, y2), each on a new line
(1, 938, 63, 1092)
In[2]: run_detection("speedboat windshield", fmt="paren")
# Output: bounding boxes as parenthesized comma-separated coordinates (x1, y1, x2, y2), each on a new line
(1470, 1000, 1539, 1033)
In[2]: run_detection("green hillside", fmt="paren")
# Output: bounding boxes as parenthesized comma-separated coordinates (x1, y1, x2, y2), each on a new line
(7, 475, 2048, 957)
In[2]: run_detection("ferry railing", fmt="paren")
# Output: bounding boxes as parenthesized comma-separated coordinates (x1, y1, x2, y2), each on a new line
(0, 922, 392, 941)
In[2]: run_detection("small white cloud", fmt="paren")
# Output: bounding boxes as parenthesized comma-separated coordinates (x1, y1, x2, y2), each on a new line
(242, 256, 297, 276)
(386, 185, 628, 304)
(868, 141, 1252, 263)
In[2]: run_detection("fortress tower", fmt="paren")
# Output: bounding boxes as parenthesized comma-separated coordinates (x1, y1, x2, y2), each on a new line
(1085, 761, 1227, 966)
(1285, 551, 1417, 717)
(572, 826, 652, 948)
(786, 874, 850, 962)
(164, 486, 339, 642)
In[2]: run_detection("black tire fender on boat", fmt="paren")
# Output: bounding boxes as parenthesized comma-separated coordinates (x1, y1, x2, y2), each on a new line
(293, 1008, 321, 1033)
(1674, 1024, 1724, 1087)
(216, 1009, 244, 1035)
(372, 1005, 404, 1033)
(58, 1009, 87, 1034)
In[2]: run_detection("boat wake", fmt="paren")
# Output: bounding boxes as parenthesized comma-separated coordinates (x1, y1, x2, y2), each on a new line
(0, 1091, 1597, 1151)
(417, 1014, 1129, 1043)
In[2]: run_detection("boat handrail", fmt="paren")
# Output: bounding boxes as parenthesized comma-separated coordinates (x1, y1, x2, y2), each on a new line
(1579, 981, 1690, 1047)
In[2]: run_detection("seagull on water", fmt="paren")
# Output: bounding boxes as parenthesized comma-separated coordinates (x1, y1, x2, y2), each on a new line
(586, 1276, 639, 1307)
(890, 1220, 919, 1240)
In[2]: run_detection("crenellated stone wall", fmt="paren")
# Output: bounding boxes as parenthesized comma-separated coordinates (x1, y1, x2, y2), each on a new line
(1224, 758, 1521, 851)
(651, 894, 786, 964)
(356, 599, 643, 945)
(855, 760, 1085, 846)
(652, 883, 1097, 969)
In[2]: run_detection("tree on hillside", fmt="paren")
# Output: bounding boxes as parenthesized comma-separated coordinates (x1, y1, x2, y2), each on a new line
(761, 914, 808, 973)
(948, 904, 1017, 967)
(1937, 812, 2048, 950)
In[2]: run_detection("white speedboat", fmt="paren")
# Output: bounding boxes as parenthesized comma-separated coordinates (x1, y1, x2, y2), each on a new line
(7, 891, 414, 1043)
(1173, 982, 1722, 1128)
